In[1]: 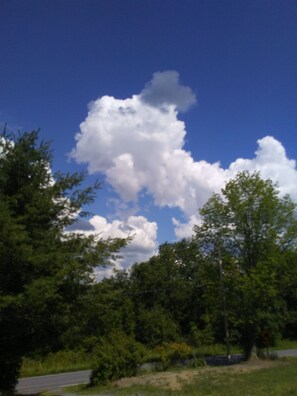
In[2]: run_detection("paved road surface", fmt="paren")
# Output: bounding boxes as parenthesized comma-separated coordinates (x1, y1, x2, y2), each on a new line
(275, 348, 297, 358)
(16, 370, 91, 394)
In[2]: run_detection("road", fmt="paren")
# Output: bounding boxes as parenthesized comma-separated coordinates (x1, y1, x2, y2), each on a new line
(275, 348, 297, 358)
(16, 370, 91, 394)
(16, 349, 297, 394)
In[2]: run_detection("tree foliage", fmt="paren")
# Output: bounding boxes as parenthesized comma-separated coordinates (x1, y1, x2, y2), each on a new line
(3, 137, 297, 392)
(129, 240, 208, 338)
(194, 171, 297, 357)
(0, 130, 126, 393)
(90, 331, 145, 385)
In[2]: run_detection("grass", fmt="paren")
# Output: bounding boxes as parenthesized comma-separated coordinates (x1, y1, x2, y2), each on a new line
(65, 359, 297, 395)
(192, 343, 238, 356)
(20, 349, 94, 377)
(180, 362, 297, 396)
(273, 339, 297, 350)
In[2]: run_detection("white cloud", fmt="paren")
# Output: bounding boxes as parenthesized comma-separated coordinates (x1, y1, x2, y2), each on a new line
(70, 89, 222, 217)
(172, 215, 200, 239)
(89, 215, 158, 258)
(71, 71, 297, 246)
(71, 214, 158, 277)
(70, 93, 193, 207)
(228, 136, 297, 200)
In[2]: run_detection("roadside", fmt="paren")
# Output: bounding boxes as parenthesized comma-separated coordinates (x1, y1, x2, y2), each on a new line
(17, 349, 297, 395)
(64, 358, 297, 396)
(275, 348, 297, 357)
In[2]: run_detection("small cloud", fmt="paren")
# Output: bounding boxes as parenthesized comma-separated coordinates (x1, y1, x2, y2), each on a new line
(69, 215, 158, 278)
(228, 136, 297, 200)
(172, 215, 200, 239)
(66, 218, 95, 231)
(140, 71, 196, 112)
(89, 215, 158, 261)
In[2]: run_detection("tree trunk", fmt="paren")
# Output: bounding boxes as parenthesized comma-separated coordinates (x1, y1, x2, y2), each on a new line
(243, 324, 257, 360)
(0, 354, 22, 394)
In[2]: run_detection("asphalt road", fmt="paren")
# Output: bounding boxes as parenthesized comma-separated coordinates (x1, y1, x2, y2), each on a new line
(16, 370, 91, 394)
(275, 348, 297, 357)
(16, 349, 297, 394)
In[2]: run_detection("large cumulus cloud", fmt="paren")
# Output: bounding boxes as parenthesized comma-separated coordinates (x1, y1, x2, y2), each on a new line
(71, 70, 297, 254)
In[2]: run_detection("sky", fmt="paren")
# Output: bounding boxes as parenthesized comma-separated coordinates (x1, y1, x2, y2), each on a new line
(1, 0, 297, 275)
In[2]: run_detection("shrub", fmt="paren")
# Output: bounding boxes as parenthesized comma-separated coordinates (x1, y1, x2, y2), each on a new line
(189, 323, 215, 365)
(154, 342, 192, 370)
(189, 323, 214, 350)
(90, 332, 145, 385)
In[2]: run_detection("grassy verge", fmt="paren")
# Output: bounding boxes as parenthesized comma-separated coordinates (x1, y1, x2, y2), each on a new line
(273, 339, 297, 350)
(179, 361, 297, 396)
(66, 359, 297, 395)
(20, 350, 94, 377)
(19, 339, 297, 378)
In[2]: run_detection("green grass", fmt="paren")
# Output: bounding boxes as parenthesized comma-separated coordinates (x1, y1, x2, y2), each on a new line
(20, 350, 94, 377)
(274, 339, 297, 350)
(194, 343, 238, 356)
(66, 360, 297, 396)
(180, 362, 297, 396)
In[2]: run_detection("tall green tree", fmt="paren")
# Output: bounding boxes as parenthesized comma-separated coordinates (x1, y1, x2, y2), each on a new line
(129, 240, 208, 343)
(194, 171, 297, 358)
(0, 130, 126, 393)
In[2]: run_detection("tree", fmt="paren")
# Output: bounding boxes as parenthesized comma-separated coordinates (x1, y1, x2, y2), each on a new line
(0, 130, 126, 393)
(193, 171, 297, 358)
(70, 273, 136, 348)
(128, 240, 208, 341)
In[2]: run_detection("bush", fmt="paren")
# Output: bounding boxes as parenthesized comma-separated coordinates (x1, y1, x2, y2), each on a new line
(189, 323, 214, 350)
(154, 342, 192, 370)
(90, 332, 145, 385)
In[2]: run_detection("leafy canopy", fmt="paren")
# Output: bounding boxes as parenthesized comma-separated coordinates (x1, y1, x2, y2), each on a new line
(194, 171, 297, 357)
(0, 130, 126, 393)
(195, 171, 297, 271)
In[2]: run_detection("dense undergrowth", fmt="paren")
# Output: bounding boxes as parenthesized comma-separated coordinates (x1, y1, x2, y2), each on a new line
(21, 339, 297, 378)
(20, 342, 228, 378)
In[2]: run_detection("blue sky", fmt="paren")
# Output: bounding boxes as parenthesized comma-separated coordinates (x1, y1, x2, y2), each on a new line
(1, 0, 297, 273)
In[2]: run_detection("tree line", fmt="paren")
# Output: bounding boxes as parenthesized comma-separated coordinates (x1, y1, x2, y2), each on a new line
(1, 130, 297, 393)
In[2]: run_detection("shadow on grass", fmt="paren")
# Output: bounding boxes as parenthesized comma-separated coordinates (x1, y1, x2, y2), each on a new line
(17, 394, 41, 396)
(17, 393, 63, 396)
